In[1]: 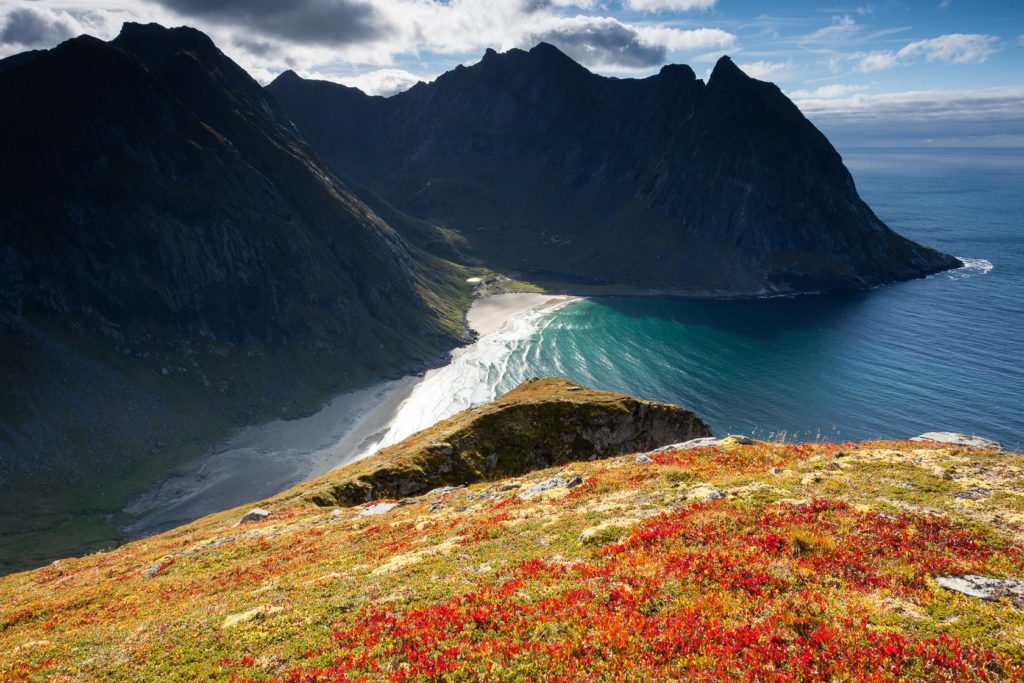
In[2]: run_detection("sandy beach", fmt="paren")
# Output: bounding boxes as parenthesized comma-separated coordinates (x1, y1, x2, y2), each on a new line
(123, 291, 578, 537)
(467, 292, 576, 336)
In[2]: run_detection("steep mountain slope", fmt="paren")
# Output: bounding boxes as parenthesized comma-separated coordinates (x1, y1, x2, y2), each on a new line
(0, 23, 470, 570)
(0, 380, 1020, 681)
(268, 45, 960, 295)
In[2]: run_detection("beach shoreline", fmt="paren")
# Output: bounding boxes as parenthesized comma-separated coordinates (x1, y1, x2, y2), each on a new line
(467, 292, 578, 336)
(123, 291, 579, 536)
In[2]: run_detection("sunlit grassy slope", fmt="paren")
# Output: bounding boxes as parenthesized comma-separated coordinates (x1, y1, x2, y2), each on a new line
(1, 380, 1022, 681)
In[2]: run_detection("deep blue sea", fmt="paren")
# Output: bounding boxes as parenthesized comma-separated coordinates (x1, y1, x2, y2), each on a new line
(136, 147, 1023, 530)
(464, 148, 1024, 448)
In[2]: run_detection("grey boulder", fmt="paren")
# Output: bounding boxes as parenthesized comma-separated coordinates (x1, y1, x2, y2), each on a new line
(912, 432, 1002, 451)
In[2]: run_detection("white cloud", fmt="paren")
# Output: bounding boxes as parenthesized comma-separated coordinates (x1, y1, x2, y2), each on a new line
(623, 0, 717, 11)
(803, 15, 859, 44)
(789, 84, 870, 98)
(738, 60, 787, 80)
(855, 51, 899, 72)
(335, 68, 434, 96)
(635, 26, 735, 52)
(793, 85, 1024, 123)
(0, 0, 740, 81)
(898, 33, 999, 64)
(855, 33, 999, 72)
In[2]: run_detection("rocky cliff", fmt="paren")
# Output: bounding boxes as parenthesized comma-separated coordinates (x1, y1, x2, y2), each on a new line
(0, 23, 470, 570)
(0, 380, 1019, 680)
(268, 46, 960, 295)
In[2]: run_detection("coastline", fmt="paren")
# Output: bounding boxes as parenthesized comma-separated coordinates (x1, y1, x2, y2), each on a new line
(123, 292, 578, 537)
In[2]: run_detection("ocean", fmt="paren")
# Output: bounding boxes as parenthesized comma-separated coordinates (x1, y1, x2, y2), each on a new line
(123, 147, 1023, 534)
(377, 147, 1023, 450)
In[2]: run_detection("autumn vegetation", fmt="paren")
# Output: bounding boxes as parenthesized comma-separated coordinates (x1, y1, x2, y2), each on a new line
(2, 414, 1022, 681)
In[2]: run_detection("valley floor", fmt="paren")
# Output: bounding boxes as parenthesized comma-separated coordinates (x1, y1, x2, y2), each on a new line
(2, 438, 1023, 681)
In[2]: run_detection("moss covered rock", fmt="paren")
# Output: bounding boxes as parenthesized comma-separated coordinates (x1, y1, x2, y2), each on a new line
(287, 377, 711, 507)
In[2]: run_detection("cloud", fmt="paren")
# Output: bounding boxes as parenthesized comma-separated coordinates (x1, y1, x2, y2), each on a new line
(524, 17, 734, 69)
(793, 85, 1024, 123)
(530, 16, 662, 67)
(738, 60, 787, 80)
(855, 51, 898, 72)
(0, 1, 736, 85)
(898, 33, 999, 64)
(855, 33, 1000, 72)
(789, 84, 870, 99)
(0, 7, 74, 46)
(795, 85, 1024, 146)
(622, 0, 717, 11)
(803, 15, 859, 44)
(336, 67, 433, 95)
(150, 0, 390, 47)
(636, 26, 735, 52)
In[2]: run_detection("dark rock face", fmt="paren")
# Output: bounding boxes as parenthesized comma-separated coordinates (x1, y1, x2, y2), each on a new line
(0, 25, 466, 527)
(268, 46, 960, 295)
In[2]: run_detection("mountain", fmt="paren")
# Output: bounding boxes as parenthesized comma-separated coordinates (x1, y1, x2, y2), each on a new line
(268, 45, 961, 295)
(0, 379, 1018, 680)
(0, 23, 470, 570)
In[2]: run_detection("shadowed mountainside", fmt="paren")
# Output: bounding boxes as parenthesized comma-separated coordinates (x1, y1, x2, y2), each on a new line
(268, 45, 960, 295)
(0, 23, 471, 571)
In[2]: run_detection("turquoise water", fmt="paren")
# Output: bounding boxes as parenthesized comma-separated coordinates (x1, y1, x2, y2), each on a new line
(494, 148, 1024, 448)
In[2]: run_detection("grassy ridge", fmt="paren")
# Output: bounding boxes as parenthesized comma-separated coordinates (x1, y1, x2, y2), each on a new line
(1, 413, 1022, 679)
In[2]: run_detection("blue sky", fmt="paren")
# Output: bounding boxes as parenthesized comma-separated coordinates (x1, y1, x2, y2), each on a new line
(1, 1, 1022, 145)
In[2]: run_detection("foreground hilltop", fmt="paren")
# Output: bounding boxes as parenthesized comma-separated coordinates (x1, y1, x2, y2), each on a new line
(2, 379, 1022, 681)
(268, 45, 960, 295)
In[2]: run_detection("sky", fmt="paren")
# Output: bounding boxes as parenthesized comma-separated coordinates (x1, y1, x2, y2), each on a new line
(1, 0, 1022, 146)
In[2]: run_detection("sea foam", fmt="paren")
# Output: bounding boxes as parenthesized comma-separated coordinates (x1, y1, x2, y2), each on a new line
(949, 257, 994, 279)
(355, 298, 579, 459)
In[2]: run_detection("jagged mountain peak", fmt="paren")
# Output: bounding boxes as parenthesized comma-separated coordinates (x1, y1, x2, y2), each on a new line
(708, 54, 749, 85)
(269, 43, 959, 295)
(271, 68, 303, 85)
(113, 22, 221, 61)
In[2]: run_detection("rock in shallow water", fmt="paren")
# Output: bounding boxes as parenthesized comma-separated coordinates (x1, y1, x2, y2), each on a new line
(912, 432, 1002, 451)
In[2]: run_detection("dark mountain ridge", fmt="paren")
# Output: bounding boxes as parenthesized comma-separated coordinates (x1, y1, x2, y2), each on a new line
(0, 23, 469, 569)
(268, 44, 960, 295)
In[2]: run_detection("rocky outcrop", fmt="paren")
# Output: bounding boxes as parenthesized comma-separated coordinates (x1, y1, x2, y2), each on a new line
(287, 377, 711, 507)
(935, 575, 1024, 608)
(912, 432, 1003, 451)
(268, 46, 960, 296)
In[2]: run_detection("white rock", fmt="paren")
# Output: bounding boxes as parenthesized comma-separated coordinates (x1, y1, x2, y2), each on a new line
(935, 575, 1024, 606)
(518, 477, 572, 499)
(239, 507, 270, 524)
(361, 502, 398, 516)
(912, 432, 1002, 451)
